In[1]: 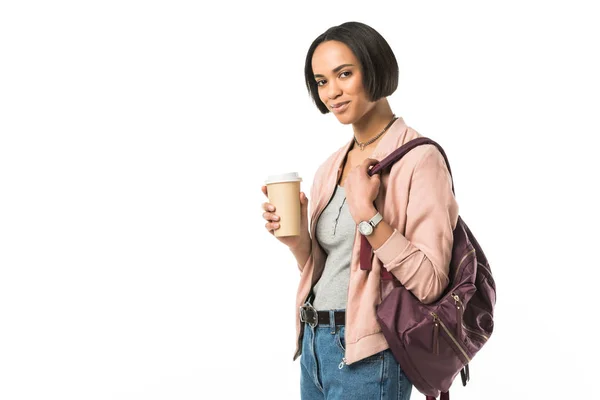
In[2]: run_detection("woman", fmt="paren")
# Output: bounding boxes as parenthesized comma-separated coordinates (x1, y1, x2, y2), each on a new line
(261, 21, 459, 399)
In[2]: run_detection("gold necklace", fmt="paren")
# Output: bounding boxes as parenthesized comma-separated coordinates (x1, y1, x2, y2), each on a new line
(354, 114, 398, 151)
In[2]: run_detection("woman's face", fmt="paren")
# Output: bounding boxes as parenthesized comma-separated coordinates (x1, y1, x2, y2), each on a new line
(311, 40, 374, 124)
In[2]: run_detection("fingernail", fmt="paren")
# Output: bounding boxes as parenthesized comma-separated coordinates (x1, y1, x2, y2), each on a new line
(268, 206, 274, 211)
(273, 215, 279, 221)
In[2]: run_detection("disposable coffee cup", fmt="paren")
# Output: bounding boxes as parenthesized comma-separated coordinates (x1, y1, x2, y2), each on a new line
(265, 172, 302, 237)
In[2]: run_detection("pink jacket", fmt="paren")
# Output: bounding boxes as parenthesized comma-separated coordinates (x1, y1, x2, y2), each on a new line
(293, 117, 459, 365)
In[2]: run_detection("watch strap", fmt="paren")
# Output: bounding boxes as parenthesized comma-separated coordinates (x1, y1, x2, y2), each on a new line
(369, 212, 383, 227)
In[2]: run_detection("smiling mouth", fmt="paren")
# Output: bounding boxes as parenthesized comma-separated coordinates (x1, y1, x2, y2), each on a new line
(331, 101, 350, 109)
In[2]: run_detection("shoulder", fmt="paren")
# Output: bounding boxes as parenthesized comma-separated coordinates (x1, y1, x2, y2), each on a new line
(403, 127, 441, 162)
(414, 144, 447, 171)
(387, 126, 442, 171)
(386, 137, 450, 188)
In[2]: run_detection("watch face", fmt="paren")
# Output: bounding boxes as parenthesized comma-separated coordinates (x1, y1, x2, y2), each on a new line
(359, 221, 373, 236)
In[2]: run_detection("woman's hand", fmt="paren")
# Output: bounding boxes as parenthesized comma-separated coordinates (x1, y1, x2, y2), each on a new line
(344, 158, 381, 224)
(261, 185, 310, 250)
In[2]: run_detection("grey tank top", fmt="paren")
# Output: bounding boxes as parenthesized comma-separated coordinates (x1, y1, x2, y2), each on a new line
(312, 185, 355, 311)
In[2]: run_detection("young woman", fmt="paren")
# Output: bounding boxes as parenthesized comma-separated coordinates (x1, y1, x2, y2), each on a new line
(261, 21, 459, 399)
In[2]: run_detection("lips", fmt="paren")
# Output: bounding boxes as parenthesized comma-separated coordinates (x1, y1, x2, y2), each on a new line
(331, 101, 350, 109)
(330, 101, 350, 113)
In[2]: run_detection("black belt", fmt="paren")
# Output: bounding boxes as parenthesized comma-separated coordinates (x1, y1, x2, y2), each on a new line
(299, 304, 345, 327)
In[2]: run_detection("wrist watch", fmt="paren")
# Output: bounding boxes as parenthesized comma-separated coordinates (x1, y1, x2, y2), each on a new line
(358, 212, 383, 236)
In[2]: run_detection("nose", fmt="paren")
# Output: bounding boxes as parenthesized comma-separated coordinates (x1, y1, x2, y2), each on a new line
(327, 80, 342, 100)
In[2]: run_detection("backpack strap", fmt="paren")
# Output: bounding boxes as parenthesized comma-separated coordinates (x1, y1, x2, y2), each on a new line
(425, 392, 450, 400)
(361, 137, 455, 272)
(369, 136, 455, 194)
(425, 390, 450, 400)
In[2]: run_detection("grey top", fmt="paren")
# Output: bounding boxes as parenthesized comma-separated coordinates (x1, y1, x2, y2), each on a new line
(312, 185, 355, 311)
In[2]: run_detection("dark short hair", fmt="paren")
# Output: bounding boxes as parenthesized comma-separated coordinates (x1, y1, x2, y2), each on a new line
(304, 21, 399, 114)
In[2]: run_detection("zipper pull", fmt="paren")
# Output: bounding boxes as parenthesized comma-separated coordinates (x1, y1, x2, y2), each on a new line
(460, 365, 470, 386)
(338, 357, 347, 369)
(431, 312, 439, 355)
(451, 293, 464, 341)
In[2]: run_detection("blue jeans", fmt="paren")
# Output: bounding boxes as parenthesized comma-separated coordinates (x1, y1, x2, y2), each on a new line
(300, 318, 413, 400)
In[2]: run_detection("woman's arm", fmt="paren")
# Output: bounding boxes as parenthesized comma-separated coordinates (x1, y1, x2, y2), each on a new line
(290, 237, 312, 272)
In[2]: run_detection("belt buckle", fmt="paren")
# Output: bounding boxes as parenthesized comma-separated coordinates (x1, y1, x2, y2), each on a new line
(300, 303, 318, 328)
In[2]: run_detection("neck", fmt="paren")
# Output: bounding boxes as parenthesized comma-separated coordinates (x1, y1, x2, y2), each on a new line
(352, 99, 395, 149)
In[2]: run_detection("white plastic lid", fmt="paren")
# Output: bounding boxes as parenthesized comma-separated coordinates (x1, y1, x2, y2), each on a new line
(265, 172, 302, 185)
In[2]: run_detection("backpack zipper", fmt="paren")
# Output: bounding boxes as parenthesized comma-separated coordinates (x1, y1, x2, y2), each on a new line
(451, 292, 464, 341)
(430, 312, 471, 363)
(432, 315, 440, 355)
(450, 293, 490, 342)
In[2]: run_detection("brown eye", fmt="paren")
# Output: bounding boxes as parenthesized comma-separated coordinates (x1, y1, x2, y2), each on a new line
(340, 71, 351, 78)
(316, 80, 326, 87)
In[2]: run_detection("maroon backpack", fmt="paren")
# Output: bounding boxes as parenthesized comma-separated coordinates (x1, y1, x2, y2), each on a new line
(362, 137, 496, 400)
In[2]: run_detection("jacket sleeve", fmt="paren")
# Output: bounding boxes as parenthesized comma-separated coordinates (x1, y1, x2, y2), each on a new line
(373, 146, 459, 304)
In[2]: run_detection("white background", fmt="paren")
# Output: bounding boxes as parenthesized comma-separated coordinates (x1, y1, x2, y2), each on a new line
(1, 1, 599, 399)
